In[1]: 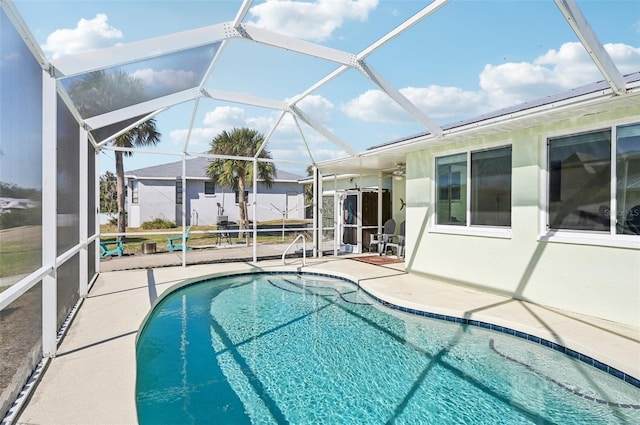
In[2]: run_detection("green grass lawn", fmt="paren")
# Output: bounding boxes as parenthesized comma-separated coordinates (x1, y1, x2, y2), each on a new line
(100, 220, 312, 254)
(0, 227, 42, 279)
(0, 221, 312, 279)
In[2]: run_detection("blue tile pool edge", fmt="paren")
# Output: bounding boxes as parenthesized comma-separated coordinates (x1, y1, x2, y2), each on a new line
(359, 286, 640, 390)
(156, 270, 640, 390)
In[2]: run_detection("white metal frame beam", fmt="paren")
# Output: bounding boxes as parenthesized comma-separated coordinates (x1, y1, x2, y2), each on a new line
(553, 0, 625, 95)
(358, 0, 450, 59)
(95, 108, 167, 147)
(290, 0, 448, 134)
(84, 89, 198, 131)
(289, 104, 358, 156)
(233, 0, 254, 27)
(357, 60, 443, 136)
(51, 23, 229, 78)
(231, 23, 357, 66)
(203, 88, 288, 111)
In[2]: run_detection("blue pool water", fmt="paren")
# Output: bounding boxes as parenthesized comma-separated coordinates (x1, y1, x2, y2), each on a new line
(136, 273, 640, 424)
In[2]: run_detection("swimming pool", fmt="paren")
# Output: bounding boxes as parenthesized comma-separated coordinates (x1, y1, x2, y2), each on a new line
(136, 272, 640, 424)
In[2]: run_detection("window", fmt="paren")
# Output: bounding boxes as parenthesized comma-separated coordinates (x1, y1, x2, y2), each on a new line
(235, 190, 249, 204)
(131, 180, 139, 204)
(204, 181, 215, 195)
(547, 124, 640, 236)
(436, 153, 466, 225)
(617, 124, 640, 235)
(548, 130, 611, 231)
(471, 147, 512, 226)
(176, 179, 182, 205)
(436, 146, 512, 227)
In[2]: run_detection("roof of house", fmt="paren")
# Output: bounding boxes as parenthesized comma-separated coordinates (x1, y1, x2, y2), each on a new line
(125, 157, 304, 182)
(367, 72, 640, 151)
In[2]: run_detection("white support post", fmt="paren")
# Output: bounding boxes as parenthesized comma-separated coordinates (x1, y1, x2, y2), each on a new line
(357, 176, 363, 253)
(252, 159, 258, 263)
(333, 175, 338, 257)
(378, 171, 383, 236)
(79, 127, 88, 297)
(312, 166, 318, 257)
(316, 167, 323, 258)
(181, 154, 187, 268)
(42, 69, 57, 357)
(94, 149, 101, 273)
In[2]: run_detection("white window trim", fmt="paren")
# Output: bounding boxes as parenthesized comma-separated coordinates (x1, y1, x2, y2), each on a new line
(429, 143, 513, 238)
(538, 231, 640, 249)
(430, 225, 512, 239)
(539, 121, 640, 250)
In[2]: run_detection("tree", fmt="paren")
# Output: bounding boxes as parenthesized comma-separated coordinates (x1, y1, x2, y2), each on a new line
(305, 165, 314, 219)
(99, 171, 118, 215)
(112, 119, 160, 238)
(207, 128, 276, 237)
(68, 70, 161, 239)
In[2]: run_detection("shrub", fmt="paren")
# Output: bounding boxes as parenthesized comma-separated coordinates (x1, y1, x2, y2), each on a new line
(141, 218, 176, 230)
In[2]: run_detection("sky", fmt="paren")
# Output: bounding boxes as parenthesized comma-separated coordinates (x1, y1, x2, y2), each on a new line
(12, 0, 640, 177)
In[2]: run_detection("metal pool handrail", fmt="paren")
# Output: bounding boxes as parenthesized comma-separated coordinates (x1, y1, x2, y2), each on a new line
(282, 234, 306, 266)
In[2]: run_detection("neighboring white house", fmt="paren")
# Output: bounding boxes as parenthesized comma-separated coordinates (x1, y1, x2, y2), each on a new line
(125, 157, 305, 228)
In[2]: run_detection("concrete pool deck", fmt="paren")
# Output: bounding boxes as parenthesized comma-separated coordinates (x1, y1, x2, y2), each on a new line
(13, 255, 640, 425)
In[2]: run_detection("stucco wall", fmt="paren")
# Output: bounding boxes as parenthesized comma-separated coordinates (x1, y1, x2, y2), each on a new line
(405, 104, 640, 327)
(137, 180, 176, 225)
(128, 179, 305, 227)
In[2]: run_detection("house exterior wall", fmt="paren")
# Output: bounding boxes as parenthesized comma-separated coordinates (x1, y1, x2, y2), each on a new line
(128, 179, 176, 227)
(127, 178, 305, 227)
(406, 104, 640, 327)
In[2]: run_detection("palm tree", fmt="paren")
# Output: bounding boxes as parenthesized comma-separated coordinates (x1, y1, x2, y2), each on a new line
(68, 70, 161, 238)
(305, 165, 314, 219)
(99, 171, 118, 217)
(207, 128, 276, 237)
(113, 120, 160, 237)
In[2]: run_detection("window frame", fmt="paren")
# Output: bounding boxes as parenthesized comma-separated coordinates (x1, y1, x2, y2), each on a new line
(540, 121, 640, 249)
(204, 181, 215, 196)
(175, 178, 183, 205)
(130, 180, 139, 205)
(431, 144, 513, 239)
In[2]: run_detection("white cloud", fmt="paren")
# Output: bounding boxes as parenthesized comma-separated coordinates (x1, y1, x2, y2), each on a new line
(247, 0, 378, 41)
(169, 127, 218, 152)
(479, 62, 561, 109)
(170, 106, 248, 151)
(480, 41, 640, 109)
(401, 86, 486, 121)
(202, 106, 247, 127)
(600, 43, 640, 75)
(171, 98, 342, 169)
(344, 41, 640, 124)
(341, 86, 486, 123)
(42, 14, 123, 59)
(289, 94, 334, 123)
(341, 89, 402, 122)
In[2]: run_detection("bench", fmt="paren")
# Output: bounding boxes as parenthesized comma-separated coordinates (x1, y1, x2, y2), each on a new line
(100, 240, 124, 259)
(167, 226, 192, 252)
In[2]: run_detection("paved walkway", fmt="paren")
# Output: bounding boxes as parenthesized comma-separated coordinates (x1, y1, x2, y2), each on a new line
(13, 255, 640, 425)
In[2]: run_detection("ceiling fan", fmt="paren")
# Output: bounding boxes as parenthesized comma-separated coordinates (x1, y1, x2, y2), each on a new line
(392, 163, 405, 180)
